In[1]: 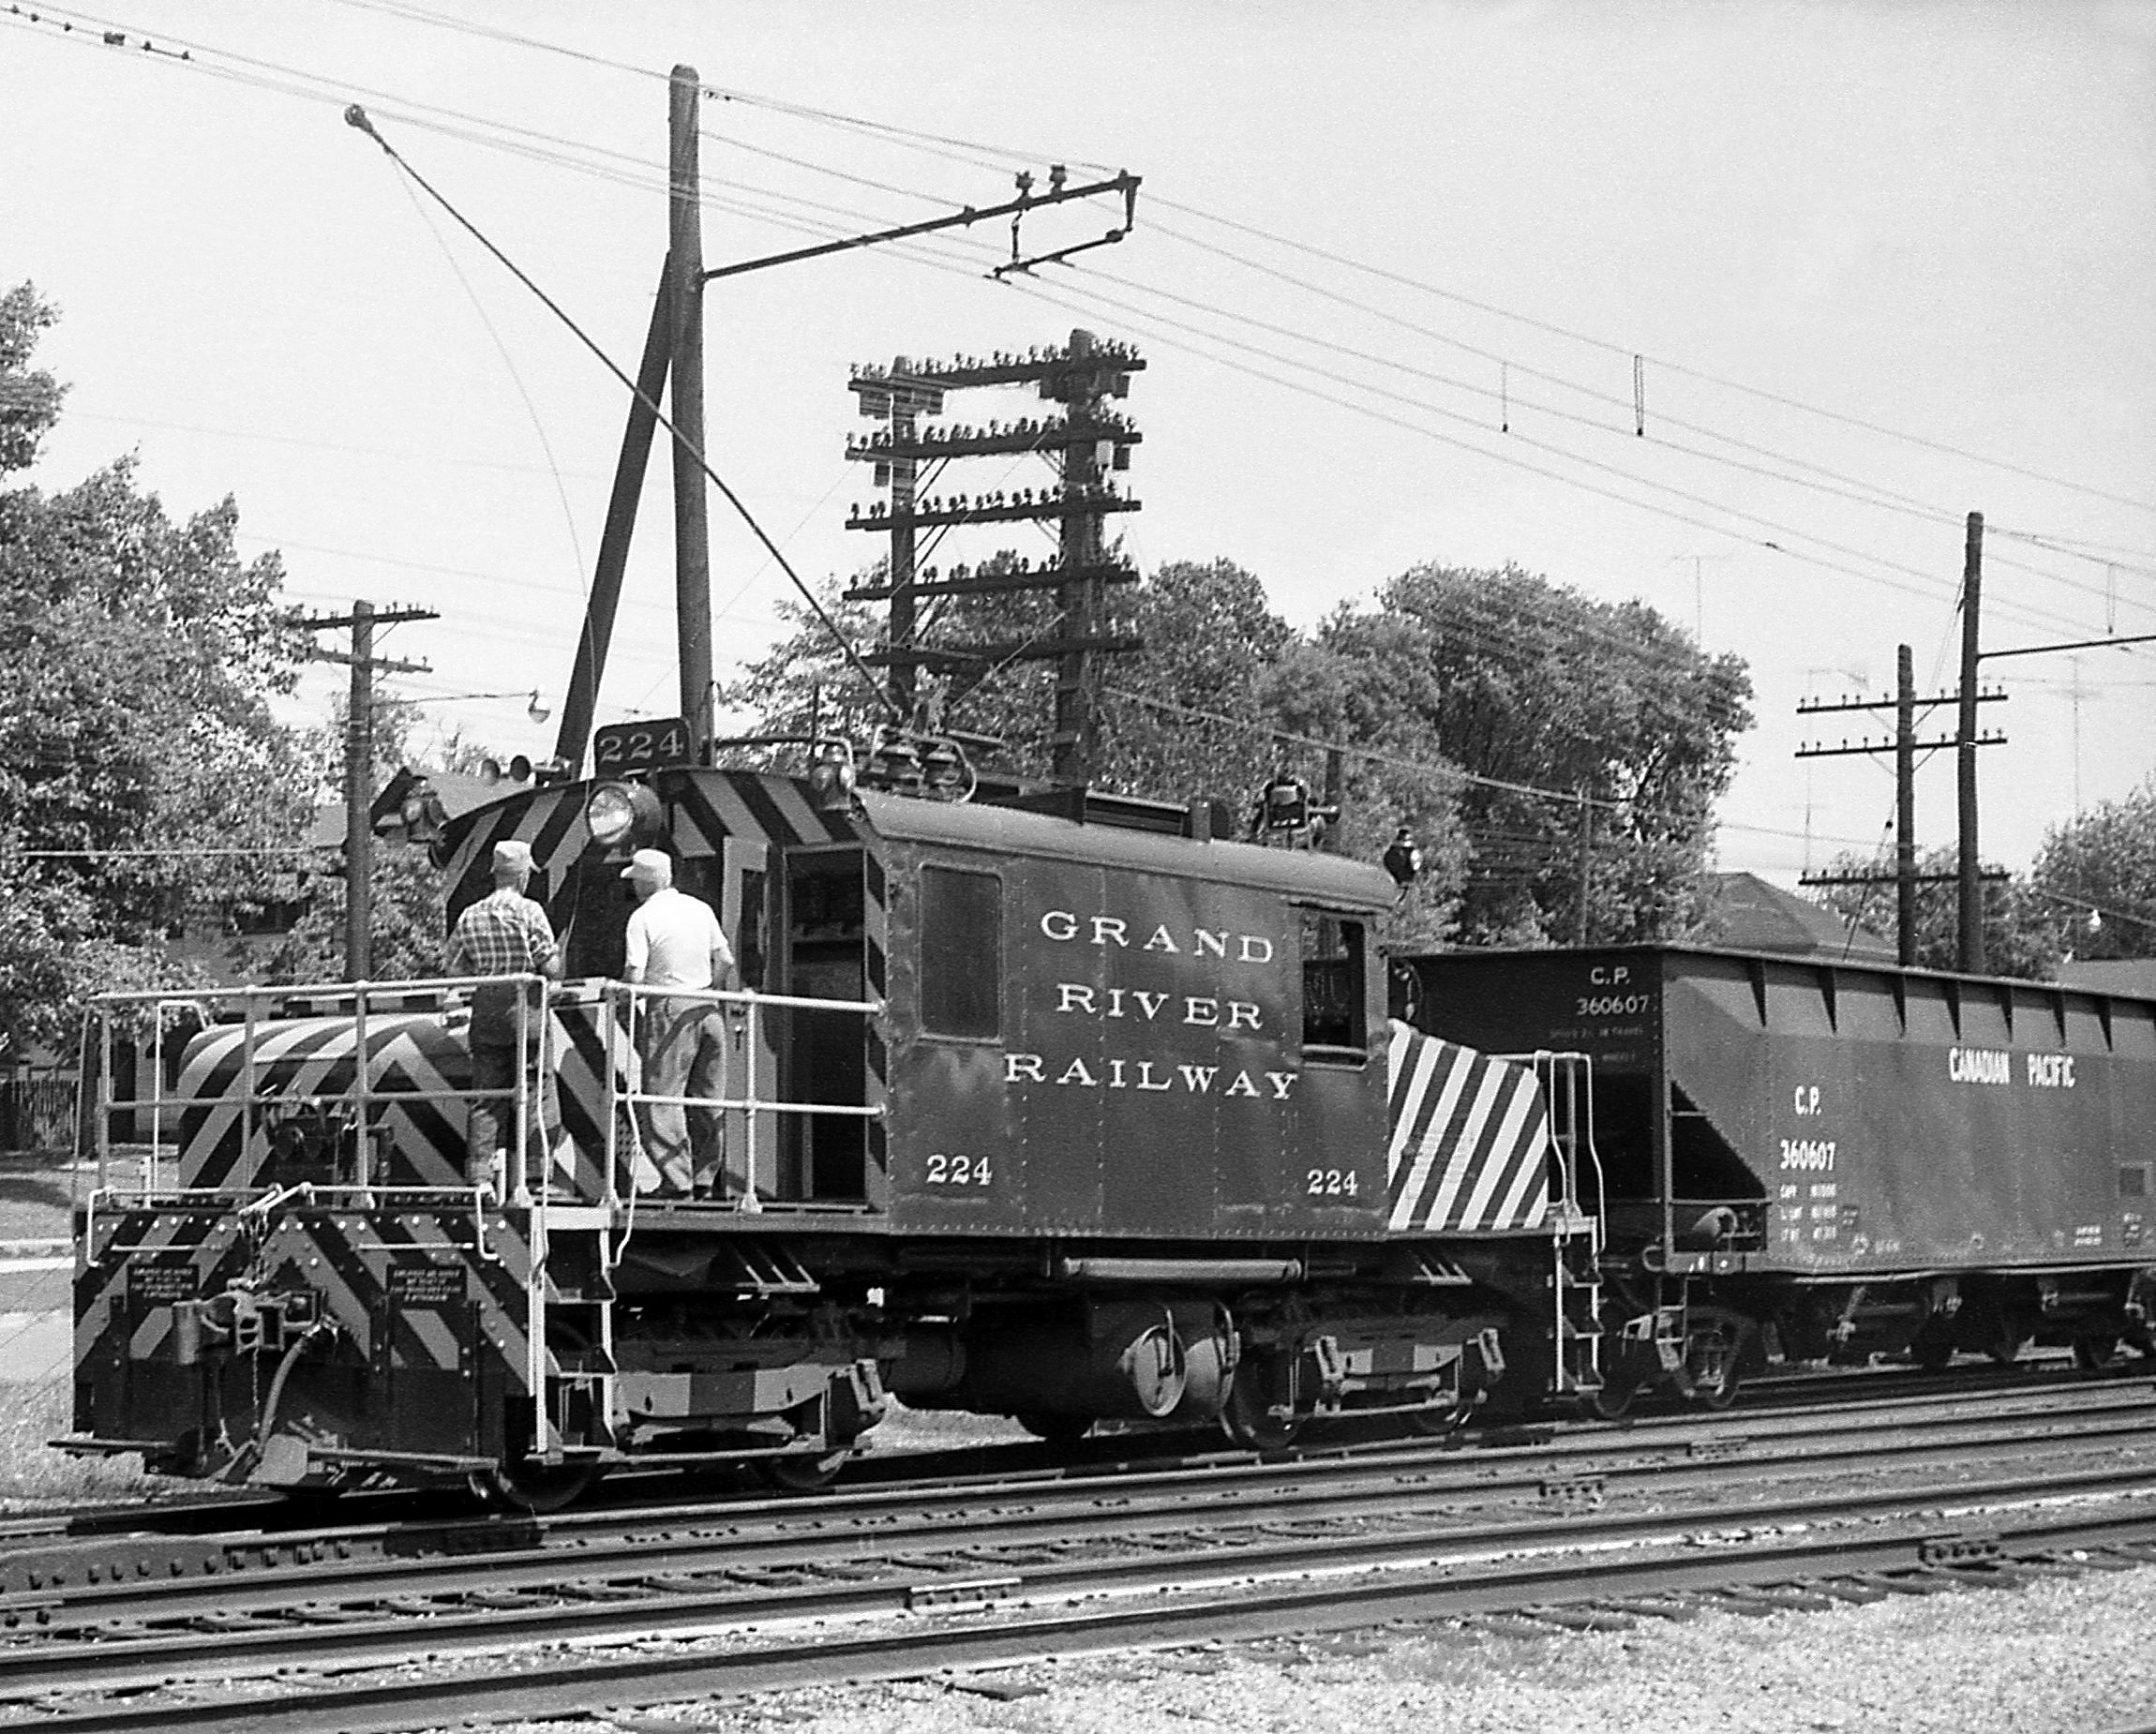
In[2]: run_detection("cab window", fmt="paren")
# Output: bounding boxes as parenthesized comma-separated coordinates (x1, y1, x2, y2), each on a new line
(1300, 909, 1367, 1060)
(921, 866, 1002, 1039)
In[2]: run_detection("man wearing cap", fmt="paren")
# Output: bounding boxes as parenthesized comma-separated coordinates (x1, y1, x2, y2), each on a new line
(621, 848, 740, 1200)
(447, 840, 562, 1198)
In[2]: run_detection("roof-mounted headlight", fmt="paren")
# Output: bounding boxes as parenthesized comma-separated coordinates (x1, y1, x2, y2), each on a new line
(585, 781, 663, 848)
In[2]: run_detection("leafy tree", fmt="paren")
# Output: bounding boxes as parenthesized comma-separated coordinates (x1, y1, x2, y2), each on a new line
(0, 284, 314, 1041)
(1316, 564, 1753, 947)
(2030, 775, 2156, 963)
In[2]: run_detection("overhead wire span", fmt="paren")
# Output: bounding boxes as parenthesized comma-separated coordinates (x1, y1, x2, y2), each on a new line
(340, 102, 900, 724)
(1149, 197, 2156, 519)
(997, 273, 2103, 640)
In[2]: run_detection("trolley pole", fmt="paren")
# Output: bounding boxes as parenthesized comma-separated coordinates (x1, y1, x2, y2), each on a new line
(667, 64, 714, 757)
(1955, 511, 1985, 973)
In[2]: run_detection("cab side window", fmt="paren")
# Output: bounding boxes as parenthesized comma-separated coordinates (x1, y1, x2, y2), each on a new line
(921, 866, 1002, 1039)
(1300, 909, 1367, 1060)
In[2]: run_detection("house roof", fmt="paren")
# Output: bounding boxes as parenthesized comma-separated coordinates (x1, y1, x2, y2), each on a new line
(1699, 872, 1899, 964)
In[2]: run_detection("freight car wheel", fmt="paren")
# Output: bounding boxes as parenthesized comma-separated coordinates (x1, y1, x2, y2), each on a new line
(1586, 1377, 1638, 1420)
(2074, 1336, 2121, 1371)
(1684, 1316, 1745, 1410)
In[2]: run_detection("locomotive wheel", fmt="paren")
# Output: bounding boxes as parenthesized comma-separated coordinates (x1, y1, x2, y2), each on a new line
(469, 1457, 602, 1514)
(1016, 1412, 1095, 1446)
(1222, 1353, 1313, 1450)
(1405, 1396, 1472, 1437)
(1586, 1376, 1638, 1420)
(765, 1449, 850, 1492)
(1911, 1337, 1955, 1371)
(2073, 1336, 2121, 1371)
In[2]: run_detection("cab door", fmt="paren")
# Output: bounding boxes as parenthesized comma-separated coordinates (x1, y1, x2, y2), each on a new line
(719, 837, 777, 1200)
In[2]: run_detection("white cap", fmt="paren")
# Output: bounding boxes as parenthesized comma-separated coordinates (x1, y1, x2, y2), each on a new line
(621, 847, 672, 885)
(492, 840, 533, 874)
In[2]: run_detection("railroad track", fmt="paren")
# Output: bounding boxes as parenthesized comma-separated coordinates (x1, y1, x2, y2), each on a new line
(6, 1380, 2156, 1731)
(6, 1371, 2153, 1599)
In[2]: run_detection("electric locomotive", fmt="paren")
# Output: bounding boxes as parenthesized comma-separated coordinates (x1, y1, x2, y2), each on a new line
(67, 741, 1602, 1504)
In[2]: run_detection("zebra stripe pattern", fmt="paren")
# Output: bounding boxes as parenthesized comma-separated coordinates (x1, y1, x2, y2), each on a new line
(1385, 1020, 1551, 1234)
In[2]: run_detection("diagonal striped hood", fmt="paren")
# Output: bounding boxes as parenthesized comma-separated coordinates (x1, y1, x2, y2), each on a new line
(1385, 1019, 1551, 1234)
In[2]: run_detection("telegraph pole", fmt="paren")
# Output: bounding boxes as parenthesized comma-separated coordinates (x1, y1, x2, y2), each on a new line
(1954, 511, 1985, 971)
(295, 602, 436, 979)
(667, 64, 713, 755)
(1795, 636, 2004, 965)
(1894, 643, 1916, 964)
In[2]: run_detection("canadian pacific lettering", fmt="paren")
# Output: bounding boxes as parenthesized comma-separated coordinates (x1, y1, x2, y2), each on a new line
(1948, 1047, 2011, 1085)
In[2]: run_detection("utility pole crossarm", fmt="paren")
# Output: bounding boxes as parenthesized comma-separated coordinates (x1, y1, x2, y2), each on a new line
(701, 172, 1140, 284)
(1795, 732, 2001, 758)
(1801, 869, 2009, 888)
(1796, 689, 2003, 716)
(1980, 631, 2156, 661)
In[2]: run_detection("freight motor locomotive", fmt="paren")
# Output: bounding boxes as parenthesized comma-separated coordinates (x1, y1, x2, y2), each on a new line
(66, 746, 1599, 1505)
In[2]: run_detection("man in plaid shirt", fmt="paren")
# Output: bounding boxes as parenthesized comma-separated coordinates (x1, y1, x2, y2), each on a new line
(447, 840, 561, 1196)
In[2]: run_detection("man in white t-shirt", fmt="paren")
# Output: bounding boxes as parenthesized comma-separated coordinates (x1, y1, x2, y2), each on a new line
(621, 848, 740, 1199)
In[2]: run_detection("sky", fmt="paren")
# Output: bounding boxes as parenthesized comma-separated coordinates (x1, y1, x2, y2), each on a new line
(7, 0, 2153, 895)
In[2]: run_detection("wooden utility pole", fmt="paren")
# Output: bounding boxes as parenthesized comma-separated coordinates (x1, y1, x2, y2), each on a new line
(667, 65, 713, 756)
(1894, 643, 1916, 965)
(1955, 511, 1985, 972)
(1575, 785, 1594, 947)
(294, 602, 436, 979)
(884, 358, 921, 723)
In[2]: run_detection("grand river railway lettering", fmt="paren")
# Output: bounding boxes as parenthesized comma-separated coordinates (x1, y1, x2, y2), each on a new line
(1000, 907, 1300, 1100)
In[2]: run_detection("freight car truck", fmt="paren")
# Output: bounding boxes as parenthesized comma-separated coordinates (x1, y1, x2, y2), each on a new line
(1395, 945, 2156, 1408)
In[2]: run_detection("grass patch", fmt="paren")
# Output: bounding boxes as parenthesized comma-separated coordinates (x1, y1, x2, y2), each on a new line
(0, 1371, 157, 1509)
(0, 1151, 75, 1244)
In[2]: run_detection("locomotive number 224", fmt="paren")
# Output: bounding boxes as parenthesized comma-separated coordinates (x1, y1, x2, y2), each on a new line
(924, 1153, 994, 1187)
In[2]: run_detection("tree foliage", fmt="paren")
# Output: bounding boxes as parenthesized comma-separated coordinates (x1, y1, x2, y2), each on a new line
(2031, 774, 2156, 963)
(1314, 565, 1752, 947)
(730, 549, 1752, 954)
(0, 284, 317, 1043)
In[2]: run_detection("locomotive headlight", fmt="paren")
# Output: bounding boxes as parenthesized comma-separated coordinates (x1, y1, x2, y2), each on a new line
(585, 781, 663, 847)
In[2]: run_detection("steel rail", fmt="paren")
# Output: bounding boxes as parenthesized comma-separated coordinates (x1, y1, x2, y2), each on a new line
(8, 1497, 2156, 1733)
(9, 1380, 2156, 1607)
(6, 1446, 2156, 1700)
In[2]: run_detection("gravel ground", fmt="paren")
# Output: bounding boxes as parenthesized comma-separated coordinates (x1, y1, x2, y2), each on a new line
(436, 1560, 2156, 1734)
